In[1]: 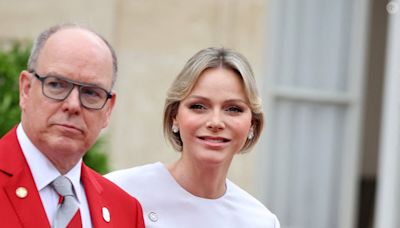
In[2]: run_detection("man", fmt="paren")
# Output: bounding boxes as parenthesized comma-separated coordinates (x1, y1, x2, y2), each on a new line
(0, 24, 144, 227)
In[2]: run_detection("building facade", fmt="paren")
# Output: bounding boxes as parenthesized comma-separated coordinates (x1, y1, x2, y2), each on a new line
(0, 1, 399, 227)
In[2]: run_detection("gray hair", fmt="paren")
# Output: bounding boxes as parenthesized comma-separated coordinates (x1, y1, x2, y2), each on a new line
(163, 47, 264, 153)
(27, 23, 118, 88)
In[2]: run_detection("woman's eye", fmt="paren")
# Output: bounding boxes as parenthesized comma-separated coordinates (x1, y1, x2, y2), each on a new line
(189, 104, 206, 110)
(227, 106, 243, 113)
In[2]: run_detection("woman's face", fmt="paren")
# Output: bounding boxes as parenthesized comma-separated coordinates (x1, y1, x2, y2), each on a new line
(174, 67, 252, 167)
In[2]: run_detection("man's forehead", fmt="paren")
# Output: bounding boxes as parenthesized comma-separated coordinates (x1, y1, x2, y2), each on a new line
(37, 29, 112, 68)
(45, 28, 105, 49)
(34, 29, 113, 88)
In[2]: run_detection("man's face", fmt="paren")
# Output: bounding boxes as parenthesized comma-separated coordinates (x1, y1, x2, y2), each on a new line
(19, 28, 115, 167)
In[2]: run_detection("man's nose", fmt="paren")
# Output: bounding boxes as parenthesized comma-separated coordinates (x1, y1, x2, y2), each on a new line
(61, 86, 81, 113)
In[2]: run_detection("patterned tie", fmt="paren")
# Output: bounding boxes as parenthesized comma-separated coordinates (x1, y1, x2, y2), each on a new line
(51, 176, 80, 228)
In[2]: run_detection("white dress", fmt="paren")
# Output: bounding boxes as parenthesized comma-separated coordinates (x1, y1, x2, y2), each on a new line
(106, 162, 280, 228)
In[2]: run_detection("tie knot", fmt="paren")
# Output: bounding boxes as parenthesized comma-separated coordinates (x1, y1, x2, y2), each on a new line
(51, 176, 74, 197)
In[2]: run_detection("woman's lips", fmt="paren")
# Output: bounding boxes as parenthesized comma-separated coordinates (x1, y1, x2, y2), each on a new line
(197, 136, 230, 149)
(198, 136, 230, 143)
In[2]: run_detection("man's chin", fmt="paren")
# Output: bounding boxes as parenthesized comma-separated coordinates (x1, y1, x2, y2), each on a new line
(49, 137, 87, 154)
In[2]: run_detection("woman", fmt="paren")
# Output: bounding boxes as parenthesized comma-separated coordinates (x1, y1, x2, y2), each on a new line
(106, 47, 280, 227)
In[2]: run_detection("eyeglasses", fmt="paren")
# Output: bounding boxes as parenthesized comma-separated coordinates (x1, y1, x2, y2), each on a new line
(31, 71, 112, 110)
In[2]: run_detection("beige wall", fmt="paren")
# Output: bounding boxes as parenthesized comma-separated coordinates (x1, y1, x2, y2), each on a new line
(0, 0, 268, 197)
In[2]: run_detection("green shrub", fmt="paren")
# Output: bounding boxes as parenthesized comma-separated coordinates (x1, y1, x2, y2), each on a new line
(0, 41, 110, 174)
(0, 42, 28, 136)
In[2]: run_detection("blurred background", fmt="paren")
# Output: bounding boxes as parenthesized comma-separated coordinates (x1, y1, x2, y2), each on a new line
(0, 0, 399, 228)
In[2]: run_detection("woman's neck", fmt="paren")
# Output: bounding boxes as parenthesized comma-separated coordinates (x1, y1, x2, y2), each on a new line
(166, 158, 230, 199)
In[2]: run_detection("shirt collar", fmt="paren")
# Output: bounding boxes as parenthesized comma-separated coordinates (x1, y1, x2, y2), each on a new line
(17, 123, 83, 203)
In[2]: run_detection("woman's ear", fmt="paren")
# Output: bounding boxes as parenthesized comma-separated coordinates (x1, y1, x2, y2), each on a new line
(247, 126, 255, 140)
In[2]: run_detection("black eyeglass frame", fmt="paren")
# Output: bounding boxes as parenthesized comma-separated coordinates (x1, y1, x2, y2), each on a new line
(31, 71, 113, 110)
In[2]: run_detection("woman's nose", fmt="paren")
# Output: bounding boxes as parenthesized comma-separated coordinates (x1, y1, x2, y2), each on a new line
(206, 111, 225, 131)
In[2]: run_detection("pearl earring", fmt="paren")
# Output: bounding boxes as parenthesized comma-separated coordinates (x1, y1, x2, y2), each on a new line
(248, 128, 254, 140)
(172, 125, 179, 133)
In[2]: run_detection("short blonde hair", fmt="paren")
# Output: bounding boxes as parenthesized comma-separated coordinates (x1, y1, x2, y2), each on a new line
(163, 47, 264, 153)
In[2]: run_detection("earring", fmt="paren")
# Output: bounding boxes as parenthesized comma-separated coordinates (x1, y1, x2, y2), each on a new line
(247, 128, 254, 140)
(172, 125, 179, 133)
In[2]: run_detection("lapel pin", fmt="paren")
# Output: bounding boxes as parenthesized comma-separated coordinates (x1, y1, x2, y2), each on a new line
(102, 207, 111, 222)
(15, 187, 28, 199)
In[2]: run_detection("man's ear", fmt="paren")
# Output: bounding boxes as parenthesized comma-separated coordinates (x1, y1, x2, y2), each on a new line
(102, 92, 116, 128)
(19, 71, 33, 110)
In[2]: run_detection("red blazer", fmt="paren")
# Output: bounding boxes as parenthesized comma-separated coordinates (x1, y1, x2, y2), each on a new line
(0, 127, 145, 228)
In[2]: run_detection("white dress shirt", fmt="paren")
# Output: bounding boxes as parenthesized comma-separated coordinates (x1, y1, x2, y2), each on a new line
(17, 124, 92, 228)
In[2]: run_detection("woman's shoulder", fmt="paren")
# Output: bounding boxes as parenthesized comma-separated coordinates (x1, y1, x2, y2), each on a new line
(105, 162, 165, 189)
(226, 179, 280, 226)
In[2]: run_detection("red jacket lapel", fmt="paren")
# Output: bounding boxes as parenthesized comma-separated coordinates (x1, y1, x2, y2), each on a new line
(81, 164, 110, 228)
(0, 127, 50, 228)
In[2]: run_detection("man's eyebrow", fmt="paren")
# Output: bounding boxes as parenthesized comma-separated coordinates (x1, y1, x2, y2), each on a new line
(45, 72, 104, 88)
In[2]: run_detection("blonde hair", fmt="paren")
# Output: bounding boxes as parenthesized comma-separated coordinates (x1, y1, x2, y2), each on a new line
(163, 47, 264, 153)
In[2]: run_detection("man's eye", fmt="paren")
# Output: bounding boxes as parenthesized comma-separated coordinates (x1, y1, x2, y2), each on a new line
(46, 80, 69, 89)
(48, 81, 62, 88)
(82, 88, 102, 98)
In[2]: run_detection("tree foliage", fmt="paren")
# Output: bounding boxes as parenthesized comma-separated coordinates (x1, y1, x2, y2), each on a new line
(0, 42, 28, 136)
(0, 41, 110, 174)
